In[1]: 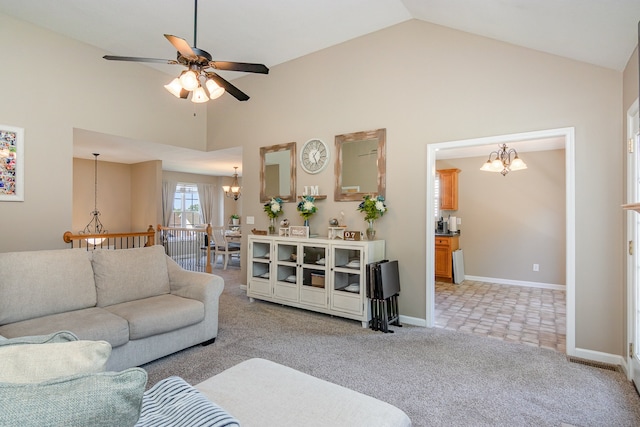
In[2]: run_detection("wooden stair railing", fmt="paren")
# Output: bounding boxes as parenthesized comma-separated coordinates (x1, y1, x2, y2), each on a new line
(63, 225, 156, 250)
(157, 224, 213, 274)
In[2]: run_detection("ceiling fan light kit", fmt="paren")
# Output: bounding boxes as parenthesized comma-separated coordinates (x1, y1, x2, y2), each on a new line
(103, 0, 268, 103)
(163, 78, 188, 99)
(179, 69, 200, 91)
(205, 79, 224, 100)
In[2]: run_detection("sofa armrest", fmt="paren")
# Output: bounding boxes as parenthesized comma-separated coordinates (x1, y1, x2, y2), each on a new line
(164, 256, 224, 341)
(165, 256, 224, 303)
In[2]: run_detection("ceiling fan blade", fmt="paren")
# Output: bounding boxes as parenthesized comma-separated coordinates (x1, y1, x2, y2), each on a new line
(103, 55, 176, 65)
(164, 34, 197, 60)
(209, 61, 269, 74)
(207, 73, 250, 101)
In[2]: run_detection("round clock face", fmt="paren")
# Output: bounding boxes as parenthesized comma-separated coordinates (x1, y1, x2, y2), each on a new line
(300, 138, 329, 174)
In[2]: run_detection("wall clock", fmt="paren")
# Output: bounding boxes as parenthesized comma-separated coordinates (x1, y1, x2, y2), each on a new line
(300, 138, 330, 174)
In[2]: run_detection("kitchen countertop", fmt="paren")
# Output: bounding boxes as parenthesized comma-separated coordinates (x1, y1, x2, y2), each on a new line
(435, 231, 460, 237)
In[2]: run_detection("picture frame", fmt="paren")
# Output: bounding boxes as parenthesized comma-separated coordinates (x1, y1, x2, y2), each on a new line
(289, 226, 310, 238)
(0, 125, 24, 202)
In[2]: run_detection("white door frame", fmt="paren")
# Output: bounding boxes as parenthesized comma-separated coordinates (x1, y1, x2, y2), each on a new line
(626, 98, 639, 381)
(425, 127, 576, 356)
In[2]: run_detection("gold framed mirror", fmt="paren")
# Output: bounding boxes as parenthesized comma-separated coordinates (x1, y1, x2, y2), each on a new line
(334, 128, 386, 201)
(260, 142, 297, 203)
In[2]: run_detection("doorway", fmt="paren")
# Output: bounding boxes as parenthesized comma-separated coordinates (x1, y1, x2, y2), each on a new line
(426, 127, 576, 357)
(626, 98, 639, 384)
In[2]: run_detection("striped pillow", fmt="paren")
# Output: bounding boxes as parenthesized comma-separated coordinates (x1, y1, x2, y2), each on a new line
(136, 376, 239, 427)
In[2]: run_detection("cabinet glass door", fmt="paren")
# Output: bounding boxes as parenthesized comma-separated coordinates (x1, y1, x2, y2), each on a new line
(330, 246, 364, 314)
(274, 241, 298, 302)
(300, 243, 328, 308)
(248, 239, 272, 296)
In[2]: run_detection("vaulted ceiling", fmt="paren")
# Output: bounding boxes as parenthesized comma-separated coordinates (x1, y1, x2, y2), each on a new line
(2, 0, 638, 174)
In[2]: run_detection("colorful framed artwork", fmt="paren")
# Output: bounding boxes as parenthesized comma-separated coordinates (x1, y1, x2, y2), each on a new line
(0, 125, 24, 201)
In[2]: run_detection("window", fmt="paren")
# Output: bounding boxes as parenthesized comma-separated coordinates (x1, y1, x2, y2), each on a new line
(172, 183, 202, 228)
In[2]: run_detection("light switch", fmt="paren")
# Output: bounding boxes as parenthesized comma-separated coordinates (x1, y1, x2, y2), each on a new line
(246, 216, 255, 224)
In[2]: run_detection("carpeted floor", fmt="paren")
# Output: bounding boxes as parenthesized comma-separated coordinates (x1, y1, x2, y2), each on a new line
(142, 267, 640, 427)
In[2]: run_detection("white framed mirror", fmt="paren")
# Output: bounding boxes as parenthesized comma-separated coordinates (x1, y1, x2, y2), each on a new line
(260, 142, 297, 202)
(334, 128, 386, 201)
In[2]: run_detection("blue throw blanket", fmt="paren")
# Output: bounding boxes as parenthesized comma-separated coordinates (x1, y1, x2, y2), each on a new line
(135, 376, 240, 427)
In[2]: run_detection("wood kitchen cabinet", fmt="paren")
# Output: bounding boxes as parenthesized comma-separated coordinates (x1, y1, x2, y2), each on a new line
(438, 168, 460, 211)
(435, 235, 459, 281)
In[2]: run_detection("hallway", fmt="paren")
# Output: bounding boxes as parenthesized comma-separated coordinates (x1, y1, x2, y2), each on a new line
(434, 280, 566, 353)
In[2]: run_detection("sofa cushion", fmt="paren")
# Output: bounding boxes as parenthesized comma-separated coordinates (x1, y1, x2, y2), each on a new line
(0, 330, 77, 345)
(106, 294, 205, 340)
(0, 249, 96, 325)
(195, 358, 413, 427)
(0, 332, 111, 384)
(0, 368, 147, 427)
(135, 376, 239, 427)
(0, 307, 130, 348)
(93, 245, 170, 307)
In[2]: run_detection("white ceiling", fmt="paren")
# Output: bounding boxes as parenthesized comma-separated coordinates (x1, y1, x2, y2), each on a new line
(73, 129, 242, 176)
(2, 0, 638, 174)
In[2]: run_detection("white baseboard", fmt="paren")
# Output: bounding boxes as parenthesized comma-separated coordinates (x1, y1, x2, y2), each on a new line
(570, 347, 626, 370)
(464, 275, 565, 291)
(399, 315, 426, 327)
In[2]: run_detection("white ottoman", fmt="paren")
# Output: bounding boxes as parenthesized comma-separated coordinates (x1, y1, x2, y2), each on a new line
(195, 358, 412, 427)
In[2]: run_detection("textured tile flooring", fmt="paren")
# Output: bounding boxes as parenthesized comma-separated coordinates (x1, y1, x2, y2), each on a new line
(435, 280, 566, 353)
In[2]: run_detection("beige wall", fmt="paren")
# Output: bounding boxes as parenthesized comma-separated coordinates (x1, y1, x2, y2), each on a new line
(72, 158, 131, 233)
(437, 150, 566, 285)
(623, 48, 639, 114)
(0, 13, 206, 251)
(72, 158, 161, 234)
(131, 161, 162, 232)
(207, 19, 624, 355)
(1, 12, 636, 357)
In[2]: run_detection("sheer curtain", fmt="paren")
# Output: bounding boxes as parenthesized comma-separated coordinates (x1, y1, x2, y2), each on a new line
(162, 181, 177, 227)
(197, 183, 215, 225)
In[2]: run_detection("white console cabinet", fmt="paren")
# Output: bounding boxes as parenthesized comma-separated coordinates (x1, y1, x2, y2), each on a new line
(247, 235, 385, 327)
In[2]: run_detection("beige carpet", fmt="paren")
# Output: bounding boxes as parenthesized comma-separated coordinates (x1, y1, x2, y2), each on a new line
(141, 267, 640, 427)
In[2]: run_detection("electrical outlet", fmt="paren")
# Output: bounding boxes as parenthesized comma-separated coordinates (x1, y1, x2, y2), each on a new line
(533, 263, 539, 272)
(246, 216, 255, 224)
(457, 217, 461, 225)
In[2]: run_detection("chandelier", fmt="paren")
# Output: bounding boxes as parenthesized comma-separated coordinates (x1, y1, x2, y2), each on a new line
(222, 166, 241, 200)
(80, 153, 107, 244)
(480, 144, 527, 176)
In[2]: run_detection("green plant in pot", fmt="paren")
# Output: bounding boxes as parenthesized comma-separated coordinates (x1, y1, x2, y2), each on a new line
(263, 197, 284, 234)
(357, 195, 387, 240)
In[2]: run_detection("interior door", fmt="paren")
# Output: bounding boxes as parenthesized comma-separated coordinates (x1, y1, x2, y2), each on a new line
(627, 99, 640, 387)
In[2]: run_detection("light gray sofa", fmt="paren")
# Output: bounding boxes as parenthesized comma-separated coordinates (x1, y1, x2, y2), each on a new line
(0, 245, 224, 371)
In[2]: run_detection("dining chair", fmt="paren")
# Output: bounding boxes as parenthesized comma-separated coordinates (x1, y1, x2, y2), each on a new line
(211, 226, 241, 269)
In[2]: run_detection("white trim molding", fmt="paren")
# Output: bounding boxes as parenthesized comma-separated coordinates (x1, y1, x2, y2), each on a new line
(464, 275, 565, 291)
(426, 127, 576, 359)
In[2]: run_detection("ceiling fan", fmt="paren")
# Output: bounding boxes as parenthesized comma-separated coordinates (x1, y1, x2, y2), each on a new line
(103, 0, 268, 102)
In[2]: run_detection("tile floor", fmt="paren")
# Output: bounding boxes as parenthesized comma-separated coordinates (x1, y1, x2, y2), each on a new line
(435, 279, 566, 353)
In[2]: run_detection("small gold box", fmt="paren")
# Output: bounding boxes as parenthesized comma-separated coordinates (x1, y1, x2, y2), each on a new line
(311, 273, 325, 287)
